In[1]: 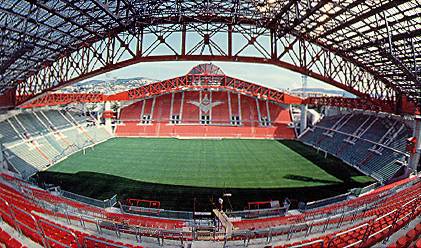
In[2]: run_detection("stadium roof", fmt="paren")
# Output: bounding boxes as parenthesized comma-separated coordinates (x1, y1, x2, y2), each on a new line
(0, 0, 420, 107)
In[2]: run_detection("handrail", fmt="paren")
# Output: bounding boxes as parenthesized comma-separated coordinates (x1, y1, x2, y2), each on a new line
(314, 125, 409, 156)
(10, 204, 48, 248)
(61, 190, 112, 209)
(326, 223, 369, 248)
(38, 218, 81, 248)
(290, 239, 324, 248)
(83, 236, 130, 248)
(0, 172, 418, 247)
(0, 196, 20, 233)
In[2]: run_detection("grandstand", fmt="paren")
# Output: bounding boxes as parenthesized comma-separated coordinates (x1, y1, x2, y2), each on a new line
(300, 113, 412, 182)
(0, 171, 419, 247)
(0, 0, 420, 247)
(0, 64, 419, 247)
(0, 109, 112, 178)
(116, 91, 295, 139)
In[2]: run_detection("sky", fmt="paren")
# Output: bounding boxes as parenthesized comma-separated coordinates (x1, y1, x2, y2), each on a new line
(79, 28, 345, 92)
(83, 61, 343, 92)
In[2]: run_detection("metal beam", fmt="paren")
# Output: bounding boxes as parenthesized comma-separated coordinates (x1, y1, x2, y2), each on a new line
(278, 0, 330, 38)
(317, 0, 410, 39)
(25, 0, 101, 39)
(0, 5, 79, 41)
(306, 0, 366, 34)
(0, 24, 74, 50)
(0, 0, 418, 109)
(344, 29, 421, 53)
(335, 12, 420, 45)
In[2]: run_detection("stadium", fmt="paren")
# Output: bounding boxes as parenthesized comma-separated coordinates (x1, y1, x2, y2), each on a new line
(0, 1, 420, 248)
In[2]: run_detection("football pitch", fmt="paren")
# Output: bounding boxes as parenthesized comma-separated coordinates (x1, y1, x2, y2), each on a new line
(40, 138, 373, 210)
(47, 138, 370, 188)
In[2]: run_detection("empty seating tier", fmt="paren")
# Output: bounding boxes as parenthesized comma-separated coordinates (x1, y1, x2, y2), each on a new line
(0, 110, 112, 178)
(0, 172, 418, 247)
(300, 113, 411, 182)
(115, 90, 296, 139)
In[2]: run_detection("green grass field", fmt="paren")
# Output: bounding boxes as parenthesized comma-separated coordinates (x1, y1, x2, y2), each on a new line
(39, 138, 373, 210)
(48, 138, 371, 188)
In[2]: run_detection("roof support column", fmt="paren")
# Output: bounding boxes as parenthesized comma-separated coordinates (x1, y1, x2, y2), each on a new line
(407, 116, 421, 176)
(228, 24, 233, 57)
(181, 23, 186, 56)
(0, 144, 4, 166)
(410, 38, 419, 83)
(300, 75, 308, 134)
(270, 28, 277, 60)
(103, 101, 113, 133)
(382, 11, 393, 54)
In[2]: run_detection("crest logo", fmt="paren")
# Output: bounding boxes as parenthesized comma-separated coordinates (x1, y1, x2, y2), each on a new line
(188, 94, 223, 113)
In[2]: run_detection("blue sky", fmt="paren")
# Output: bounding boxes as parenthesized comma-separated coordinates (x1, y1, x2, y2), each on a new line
(81, 29, 345, 92)
(84, 61, 342, 91)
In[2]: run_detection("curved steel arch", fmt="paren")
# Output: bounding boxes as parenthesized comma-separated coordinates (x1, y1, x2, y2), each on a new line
(15, 18, 396, 105)
(21, 72, 303, 108)
(1, 1, 419, 109)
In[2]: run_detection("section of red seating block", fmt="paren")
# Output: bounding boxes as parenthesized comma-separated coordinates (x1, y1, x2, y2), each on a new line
(397, 236, 409, 248)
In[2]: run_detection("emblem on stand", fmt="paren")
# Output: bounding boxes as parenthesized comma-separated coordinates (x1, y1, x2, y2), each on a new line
(188, 94, 223, 113)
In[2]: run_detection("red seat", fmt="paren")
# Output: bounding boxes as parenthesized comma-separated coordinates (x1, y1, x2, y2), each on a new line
(0, 229, 26, 248)
(396, 236, 409, 248)
(415, 239, 421, 248)
(406, 229, 417, 240)
(415, 223, 421, 234)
